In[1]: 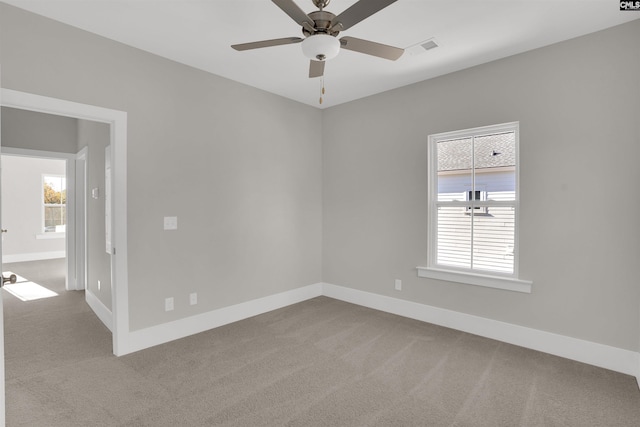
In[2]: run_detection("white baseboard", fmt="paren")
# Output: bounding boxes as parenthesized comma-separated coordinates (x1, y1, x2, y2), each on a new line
(112, 280, 639, 380)
(3, 251, 66, 264)
(122, 283, 323, 355)
(85, 289, 113, 332)
(322, 283, 640, 377)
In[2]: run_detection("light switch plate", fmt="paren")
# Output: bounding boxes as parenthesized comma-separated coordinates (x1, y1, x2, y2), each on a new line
(164, 216, 178, 230)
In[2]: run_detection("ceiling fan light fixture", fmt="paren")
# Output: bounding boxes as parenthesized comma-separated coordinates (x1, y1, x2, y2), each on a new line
(301, 34, 340, 61)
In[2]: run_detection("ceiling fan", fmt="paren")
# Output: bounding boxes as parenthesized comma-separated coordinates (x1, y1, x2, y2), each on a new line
(231, 0, 404, 78)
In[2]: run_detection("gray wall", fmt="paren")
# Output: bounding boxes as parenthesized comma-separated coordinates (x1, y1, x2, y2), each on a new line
(1, 107, 78, 153)
(0, 3, 323, 331)
(322, 20, 640, 351)
(1, 155, 66, 260)
(78, 120, 112, 310)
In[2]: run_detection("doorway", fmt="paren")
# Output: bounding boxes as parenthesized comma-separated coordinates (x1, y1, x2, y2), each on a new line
(0, 88, 129, 356)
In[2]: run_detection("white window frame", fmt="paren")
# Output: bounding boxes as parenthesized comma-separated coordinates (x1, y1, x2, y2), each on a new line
(42, 173, 67, 235)
(417, 122, 532, 293)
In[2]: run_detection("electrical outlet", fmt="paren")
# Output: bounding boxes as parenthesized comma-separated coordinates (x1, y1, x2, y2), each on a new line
(189, 292, 197, 305)
(165, 297, 174, 311)
(394, 279, 402, 291)
(164, 216, 178, 230)
(97, 280, 101, 291)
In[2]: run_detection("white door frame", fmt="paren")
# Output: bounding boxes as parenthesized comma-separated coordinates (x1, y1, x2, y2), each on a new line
(76, 146, 88, 291)
(0, 85, 6, 426)
(1, 88, 129, 356)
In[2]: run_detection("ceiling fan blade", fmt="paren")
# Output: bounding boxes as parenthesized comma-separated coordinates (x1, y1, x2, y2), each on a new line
(309, 60, 325, 78)
(340, 36, 404, 60)
(231, 37, 304, 51)
(332, 0, 398, 31)
(272, 0, 314, 28)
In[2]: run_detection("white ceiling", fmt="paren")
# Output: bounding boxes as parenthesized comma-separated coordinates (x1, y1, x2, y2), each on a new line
(3, 0, 638, 109)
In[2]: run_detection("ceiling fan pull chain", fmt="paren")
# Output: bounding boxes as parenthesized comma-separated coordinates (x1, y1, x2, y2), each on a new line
(319, 77, 325, 104)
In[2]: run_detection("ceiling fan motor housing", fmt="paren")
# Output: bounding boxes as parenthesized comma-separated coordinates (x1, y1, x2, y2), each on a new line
(303, 11, 340, 37)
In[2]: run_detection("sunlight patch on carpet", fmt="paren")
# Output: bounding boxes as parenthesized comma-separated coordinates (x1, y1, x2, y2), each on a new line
(2, 271, 58, 301)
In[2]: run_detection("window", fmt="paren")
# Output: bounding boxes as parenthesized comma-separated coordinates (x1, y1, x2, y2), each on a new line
(43, 174, 66, 233)
(420, 122, 530, 292)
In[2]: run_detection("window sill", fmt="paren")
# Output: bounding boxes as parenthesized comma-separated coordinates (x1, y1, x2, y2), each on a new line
(36, 232, 65, 240)
(416, 266, 532, 293)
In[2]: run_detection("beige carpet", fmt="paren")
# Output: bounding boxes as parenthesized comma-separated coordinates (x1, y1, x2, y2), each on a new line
(3, 259, 640, 426)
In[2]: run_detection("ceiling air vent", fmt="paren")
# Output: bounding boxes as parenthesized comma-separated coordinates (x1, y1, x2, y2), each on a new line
(405, 38, 439, 56)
